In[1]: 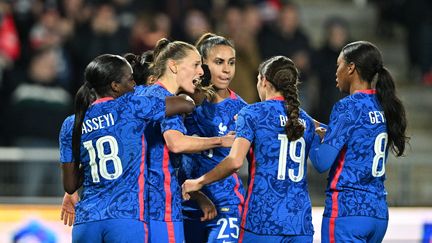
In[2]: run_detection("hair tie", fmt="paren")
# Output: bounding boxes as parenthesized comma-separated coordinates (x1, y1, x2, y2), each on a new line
(378, 64, 384, 73)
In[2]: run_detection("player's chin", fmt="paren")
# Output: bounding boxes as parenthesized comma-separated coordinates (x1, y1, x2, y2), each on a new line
(214, 81, 230, 90)
(185, 85, 196, 94)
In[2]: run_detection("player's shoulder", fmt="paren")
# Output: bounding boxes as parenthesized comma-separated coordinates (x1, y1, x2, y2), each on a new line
(331, 95, 358, 114)
(239, 102, 261, 114)
(146, 84, 171, 96)
(62, 114, 75, 127)
(299, 108, 314, 124)
(230, 90, 248, 105)
(60, 114, 75, 135)
(134, 84, 149, 95)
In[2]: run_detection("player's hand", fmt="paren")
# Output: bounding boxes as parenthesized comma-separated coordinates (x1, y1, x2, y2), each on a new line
(61, 191, 79, 226)
(315, 127, 327, 140)
(221, 131, 235, 148)
(178, 93, 196, 106)
(182, 179, 203, 200)
(193, 192, 217, 221)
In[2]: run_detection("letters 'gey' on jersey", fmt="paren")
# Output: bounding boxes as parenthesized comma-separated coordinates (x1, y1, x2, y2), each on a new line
(322, 90, 389, 220)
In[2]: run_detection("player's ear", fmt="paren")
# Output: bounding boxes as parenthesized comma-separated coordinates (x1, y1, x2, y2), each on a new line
(348, 62, 356, 75)
(168, 59, 178, 74)
(262, 77, 271, 88)
(111, 81, 120, 92)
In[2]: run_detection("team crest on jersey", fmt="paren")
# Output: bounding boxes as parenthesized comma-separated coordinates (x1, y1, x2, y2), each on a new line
(218, 122, 227, 135)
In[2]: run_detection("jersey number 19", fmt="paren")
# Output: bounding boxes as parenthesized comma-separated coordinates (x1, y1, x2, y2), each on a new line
(277, 134, 305, 182)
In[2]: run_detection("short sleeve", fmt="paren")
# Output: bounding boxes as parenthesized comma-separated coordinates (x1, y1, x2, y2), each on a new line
(59, 115, 74, 163)
(131, 93, 166, 122)
(161, 115, 187, 134)
(322, 100, 354, 151)
(235, 107, 255, 142)
(183, 113, 200, 136)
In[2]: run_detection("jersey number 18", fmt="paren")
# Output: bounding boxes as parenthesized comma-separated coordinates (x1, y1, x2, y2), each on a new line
(83, 135, 123, 183)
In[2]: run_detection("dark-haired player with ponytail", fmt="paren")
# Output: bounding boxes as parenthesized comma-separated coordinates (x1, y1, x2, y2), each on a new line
(310, 41, 408, 242)
(182, 56, 319, 243)
(179, 32, 247, 243)
(59, 54, 196, 242)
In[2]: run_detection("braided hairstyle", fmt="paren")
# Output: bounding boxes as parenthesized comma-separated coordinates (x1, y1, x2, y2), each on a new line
(259, 56, 304, 141)
(72, 54, 130, 162)
(341, 41, 408, 156)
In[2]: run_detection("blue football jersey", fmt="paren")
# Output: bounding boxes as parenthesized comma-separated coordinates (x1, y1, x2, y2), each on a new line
(182, 90, 247, 210)
(235, 98, 316, 236)
(322, 90, 389, 219)
(59, 85, 165, 225)
(140, 83, 187, 222)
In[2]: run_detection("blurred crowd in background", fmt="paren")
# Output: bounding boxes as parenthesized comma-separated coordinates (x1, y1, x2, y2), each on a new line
(0, 0, 431, 198)
(1, 0, 431, 147)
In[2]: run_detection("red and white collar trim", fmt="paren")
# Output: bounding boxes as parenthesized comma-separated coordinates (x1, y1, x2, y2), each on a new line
(228, 89, 237, 100)
(267, 96, 284, 101)
(355, 89, 376, 94)
(155, 81, 168, 90)
(92, 97, 114, 105)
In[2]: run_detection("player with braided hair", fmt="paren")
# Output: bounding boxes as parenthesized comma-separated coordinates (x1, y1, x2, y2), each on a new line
(182, 56, 320, 243)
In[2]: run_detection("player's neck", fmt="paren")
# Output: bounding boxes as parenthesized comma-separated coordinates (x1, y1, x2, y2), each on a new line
(349, 79, 371, 95)
(265, 90, 283, 101)
(212, 89, 230, 103)
(158, 76, 179, 95)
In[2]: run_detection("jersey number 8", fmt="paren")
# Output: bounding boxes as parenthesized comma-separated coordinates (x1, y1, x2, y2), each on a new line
(277, 134, 305, 182)
(372, 132, 388, 177)
(83, 135, 123, 183)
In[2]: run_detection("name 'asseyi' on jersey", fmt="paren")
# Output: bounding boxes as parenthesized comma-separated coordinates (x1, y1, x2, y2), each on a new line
(279, 115, 306, 128)
(81, 113, 115, 134)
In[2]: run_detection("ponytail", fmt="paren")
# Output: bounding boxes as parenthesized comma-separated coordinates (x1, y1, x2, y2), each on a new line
(152, 38, 196, 78)
(259, 56, 304, 141)
(341, 41, 408, 156)
(153, 38, 171, 62)
(195, 33, 217, 59)
(376, 67, 408, 156)
(72, 82, 95, 162)
(71, 54, 130, 161)
(276, 70, 304, 141)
